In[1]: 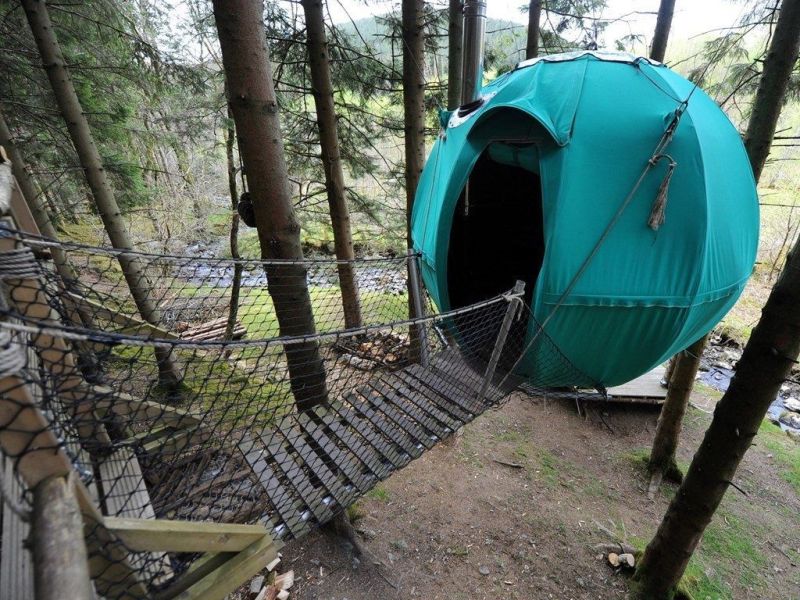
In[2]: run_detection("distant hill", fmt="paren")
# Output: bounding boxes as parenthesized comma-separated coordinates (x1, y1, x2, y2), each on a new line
(338, 15, 528, 71)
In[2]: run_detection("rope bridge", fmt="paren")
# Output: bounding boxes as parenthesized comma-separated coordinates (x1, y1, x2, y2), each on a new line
(0, 224, 590, 599)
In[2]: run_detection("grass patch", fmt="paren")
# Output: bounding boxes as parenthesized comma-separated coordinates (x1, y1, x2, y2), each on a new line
(758, 420, 800, 494)
(366, 485, 391, 502)
(678, 511, 767, 598)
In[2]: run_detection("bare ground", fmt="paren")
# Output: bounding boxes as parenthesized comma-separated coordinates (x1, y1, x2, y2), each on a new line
(262, 388, 799, 600)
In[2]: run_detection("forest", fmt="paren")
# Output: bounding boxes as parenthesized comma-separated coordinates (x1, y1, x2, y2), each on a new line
(0, 0, 799, 599)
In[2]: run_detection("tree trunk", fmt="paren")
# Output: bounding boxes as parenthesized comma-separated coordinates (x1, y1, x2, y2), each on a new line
(525, 0, 542, 60)
(646, 334, 707, 497)
(402, 0, 427, 356)
(21, 0, 181, 391)
(0, 106, 59, 240)
(301, 0, 363, 330)
(223, 105, 243, 342)
(447, 0, 463, 110)
(635, 1, 800, 595)
(635, 239, 800, 598)
(744, 0, 800, 182)
(645, 0, 800, 498)
(649, 0, 675, 62)
(212, 0, 329, 411)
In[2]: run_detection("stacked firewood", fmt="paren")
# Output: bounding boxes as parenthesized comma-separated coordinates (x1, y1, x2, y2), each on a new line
(176, 316, 246, 341)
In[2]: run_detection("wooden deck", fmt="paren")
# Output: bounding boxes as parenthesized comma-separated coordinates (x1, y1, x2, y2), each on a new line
(240, 353, 490, 540)
(606, 366, 668, 404)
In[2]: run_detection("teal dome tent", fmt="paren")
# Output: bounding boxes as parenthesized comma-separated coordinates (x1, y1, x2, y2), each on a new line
(411, 51, 759, 388)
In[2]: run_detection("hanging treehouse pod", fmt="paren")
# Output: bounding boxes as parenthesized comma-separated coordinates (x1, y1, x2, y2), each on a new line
(411, 51, 759, 388)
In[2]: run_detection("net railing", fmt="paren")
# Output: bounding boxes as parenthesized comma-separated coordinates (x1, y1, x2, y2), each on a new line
(0, 231, 594, 599)
(2, 227, 423, 340)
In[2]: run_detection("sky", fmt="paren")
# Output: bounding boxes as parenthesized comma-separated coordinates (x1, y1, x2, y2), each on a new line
(325, 0, 750, 51)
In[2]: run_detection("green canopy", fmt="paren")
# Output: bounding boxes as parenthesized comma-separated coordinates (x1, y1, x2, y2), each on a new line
(411, 51, 759, 387)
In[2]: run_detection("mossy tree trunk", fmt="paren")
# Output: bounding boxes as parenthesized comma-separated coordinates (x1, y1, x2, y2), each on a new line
(646, 335, 707, 496)
(301, 0, 363, 330)
(635, 1, 800, 596)
(402, 0, 427, 358)
(21, 0, 181, 391)
(212, 0, 329, 410)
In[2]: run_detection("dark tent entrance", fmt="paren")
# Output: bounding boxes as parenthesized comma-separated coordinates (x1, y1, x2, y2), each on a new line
(447, 141, 545, 311)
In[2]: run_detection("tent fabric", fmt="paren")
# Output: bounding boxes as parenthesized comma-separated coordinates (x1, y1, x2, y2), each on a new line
(411, 51, 759, 387)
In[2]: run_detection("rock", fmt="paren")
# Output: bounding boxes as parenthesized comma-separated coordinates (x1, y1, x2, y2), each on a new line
(779, 411, 800, 429)
(713, 361, 733, 370)
(787, 429, 800, 442)
(768, 413, 781, 425)
(479, 565, 490, 576)
(391, 539, 409, 552)
(607, 553, 620, 567)
(783, 397, 800, 413)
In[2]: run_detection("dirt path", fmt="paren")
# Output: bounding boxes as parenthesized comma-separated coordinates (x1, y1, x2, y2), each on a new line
(275, 389, 800, 599)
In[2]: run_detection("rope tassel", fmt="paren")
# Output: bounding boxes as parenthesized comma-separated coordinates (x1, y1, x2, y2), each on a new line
(647, 155, 677, 231)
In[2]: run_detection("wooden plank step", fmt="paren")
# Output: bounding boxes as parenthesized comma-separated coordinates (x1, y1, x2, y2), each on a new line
(430, 357, 483, 396)
(359, 384, 436, 449)
(368, 379, 450, 440)
(344, 392, 422, 459)
(0, 456, 33, 600)
(328, 402, 408, 469)
(404, 364, 482, 415)
(277, 420, 357, 509)
(296, 412, 376, 493)
(307, 410, 391, 480)
(260, 431, 334, 526)
(238, 435, 308, 539)
(389, 370, 472, 423)
(433, 350, 488, 392)
(379, 374, 463, 433)
(97, 448, 172, 585)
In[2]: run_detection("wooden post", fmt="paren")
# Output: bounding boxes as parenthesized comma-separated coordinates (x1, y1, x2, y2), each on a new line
(407, 250, 429, 366)
(33, 474, 93, 600)
(478, 280, 525, 403)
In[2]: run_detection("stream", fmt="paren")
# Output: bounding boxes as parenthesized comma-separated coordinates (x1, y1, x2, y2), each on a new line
(699, 340, 800, 436)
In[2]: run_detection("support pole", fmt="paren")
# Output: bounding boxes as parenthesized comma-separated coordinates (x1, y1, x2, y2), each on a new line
(407, 250, 429, 366)
(33, 474, 93, 600)
(478, 280, 525, 403)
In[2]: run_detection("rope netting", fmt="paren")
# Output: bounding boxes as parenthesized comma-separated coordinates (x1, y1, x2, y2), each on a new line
(0, 230, 592, 598)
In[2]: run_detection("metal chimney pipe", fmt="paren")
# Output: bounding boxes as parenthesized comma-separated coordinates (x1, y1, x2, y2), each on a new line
(460, 0, 487, 106)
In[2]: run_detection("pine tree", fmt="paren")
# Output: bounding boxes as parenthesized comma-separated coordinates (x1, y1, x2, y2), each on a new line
(211, 0, 329, 410)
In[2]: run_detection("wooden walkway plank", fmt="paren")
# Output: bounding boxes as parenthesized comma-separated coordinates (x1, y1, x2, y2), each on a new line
(307, 410, 391, 480)
(260, 431, 334, 526)
(277, 421, 357, 508)
(381, 374, 464, 432)
(0, 456, 33, 600)
(359, 384, 436, 449)
(404, 364, 483, 415)
(434, 350, 486, 386)
(328, 402, 408, 469)
(389, 370, 472, 423)
(238, 435, 308, 539)
(296, 412, 376, 493)
(369, 379, 450, 440)
(344, 392, 422, 459)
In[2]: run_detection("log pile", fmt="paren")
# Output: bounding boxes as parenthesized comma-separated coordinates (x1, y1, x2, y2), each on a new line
(335, 331, 409, 370)
(176, 316, 246, 341)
